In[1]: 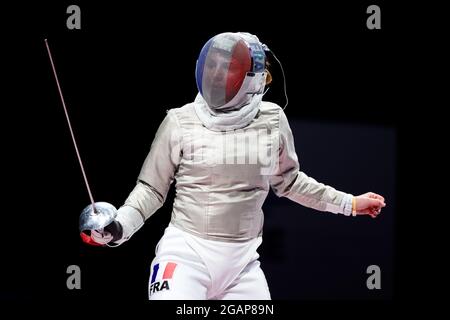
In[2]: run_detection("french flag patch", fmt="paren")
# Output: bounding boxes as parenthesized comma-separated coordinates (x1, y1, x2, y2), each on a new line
(151, 262, 177, 284)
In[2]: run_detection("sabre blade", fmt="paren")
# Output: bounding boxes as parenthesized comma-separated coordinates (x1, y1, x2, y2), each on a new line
(44, 39, 97, 213)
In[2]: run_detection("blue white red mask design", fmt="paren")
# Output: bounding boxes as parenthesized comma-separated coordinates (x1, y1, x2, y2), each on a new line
(195, 32, 267, 110)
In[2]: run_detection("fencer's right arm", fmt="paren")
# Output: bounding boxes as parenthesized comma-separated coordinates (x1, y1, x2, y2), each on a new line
(110, 110, 182, 246)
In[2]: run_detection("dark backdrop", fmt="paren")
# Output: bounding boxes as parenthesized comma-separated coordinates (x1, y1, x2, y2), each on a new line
(2, 1, 400, 302)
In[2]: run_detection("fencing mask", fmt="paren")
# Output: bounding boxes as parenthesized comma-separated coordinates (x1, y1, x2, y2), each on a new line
(195, 32, 267, 111)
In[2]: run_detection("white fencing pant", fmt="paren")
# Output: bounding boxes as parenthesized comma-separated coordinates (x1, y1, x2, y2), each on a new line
(148, 224, 271, 300)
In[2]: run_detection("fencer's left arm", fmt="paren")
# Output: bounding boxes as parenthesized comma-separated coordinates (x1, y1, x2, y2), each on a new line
(109, 110, 182, 246)
(269, 109, 353, 216)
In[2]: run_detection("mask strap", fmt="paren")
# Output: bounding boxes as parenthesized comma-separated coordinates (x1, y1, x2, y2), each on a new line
(262, 44, 289, 110)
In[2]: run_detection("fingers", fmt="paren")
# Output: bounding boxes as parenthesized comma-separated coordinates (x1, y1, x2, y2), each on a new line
(374, 199, 386, 208)
(357, 208, 380, 218)
(80, 232, 103, 246)
(364, 198, 384, 210)
(355, 197, 384, 218)
(80, 232, 104, 246)
(91, 229, 113, 245)
(367, 200, 383, 218)
(366, 192, 386, 204)
(369, 206, 381, 218)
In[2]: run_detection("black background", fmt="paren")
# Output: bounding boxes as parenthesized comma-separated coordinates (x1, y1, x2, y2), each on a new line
(1, 1, 409, 308)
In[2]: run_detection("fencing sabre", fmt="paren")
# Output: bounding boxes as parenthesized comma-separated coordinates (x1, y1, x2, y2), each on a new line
(44, 39, 117, 243)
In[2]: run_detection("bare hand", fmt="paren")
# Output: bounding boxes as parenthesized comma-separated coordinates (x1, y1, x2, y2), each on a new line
(355, 192, 386, 218)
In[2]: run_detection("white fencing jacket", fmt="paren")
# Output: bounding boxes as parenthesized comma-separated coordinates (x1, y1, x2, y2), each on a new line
(113, 100, 353, 244)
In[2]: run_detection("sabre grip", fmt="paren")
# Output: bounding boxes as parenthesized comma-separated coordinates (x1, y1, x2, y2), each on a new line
(103, 220, 124, 242)
(82, 220, 124, 246)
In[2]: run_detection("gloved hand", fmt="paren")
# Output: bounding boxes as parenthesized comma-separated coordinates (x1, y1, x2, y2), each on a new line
(81, 220, 123, 246)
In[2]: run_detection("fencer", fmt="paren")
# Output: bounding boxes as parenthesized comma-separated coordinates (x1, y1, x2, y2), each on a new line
(81, 32, 386, 300)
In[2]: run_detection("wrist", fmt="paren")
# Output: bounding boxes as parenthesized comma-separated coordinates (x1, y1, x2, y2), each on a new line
(341, 194, 354, 216)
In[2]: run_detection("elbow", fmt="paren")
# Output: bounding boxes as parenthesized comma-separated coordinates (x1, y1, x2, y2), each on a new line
(124, 181, 165, 219)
